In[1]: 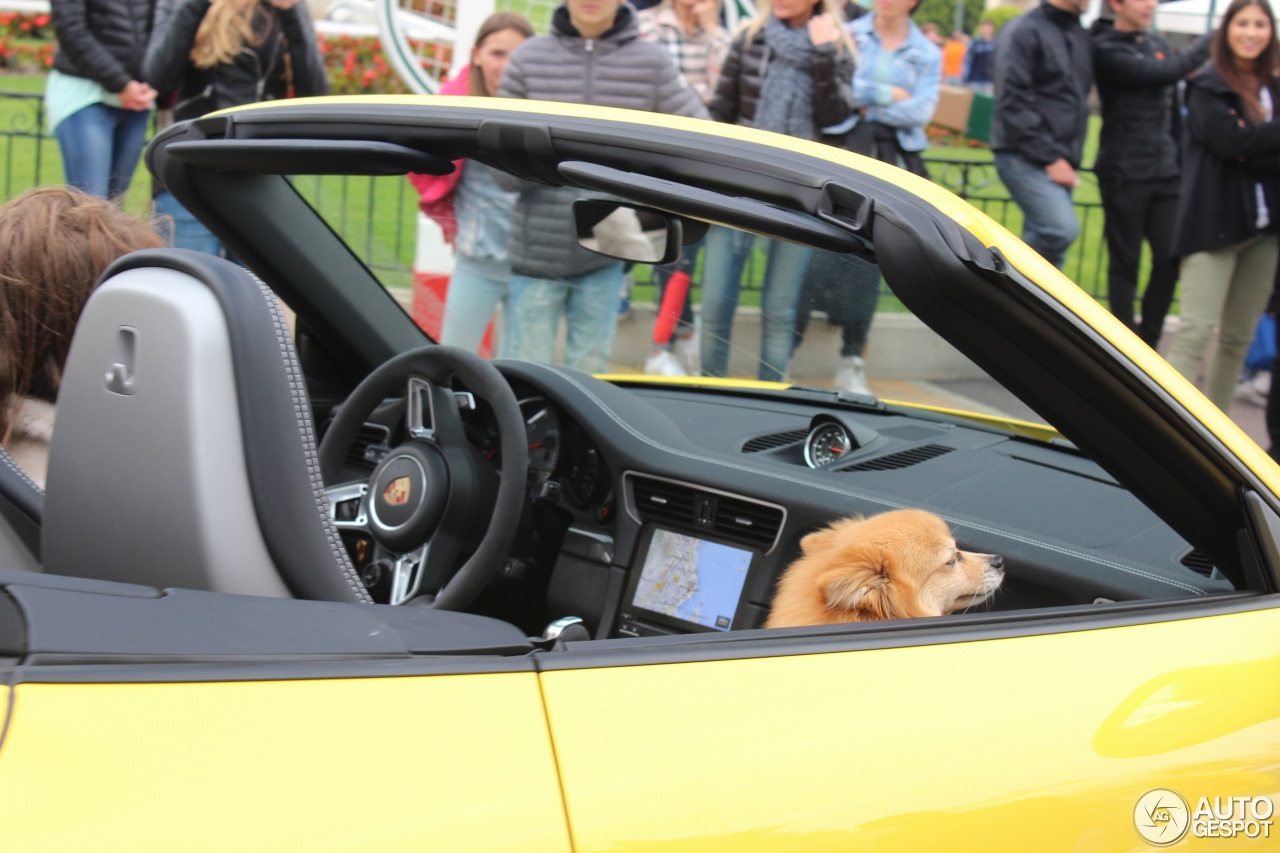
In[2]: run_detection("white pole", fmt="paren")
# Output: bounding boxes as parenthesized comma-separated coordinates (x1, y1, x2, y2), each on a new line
(452, 1, 497, 79)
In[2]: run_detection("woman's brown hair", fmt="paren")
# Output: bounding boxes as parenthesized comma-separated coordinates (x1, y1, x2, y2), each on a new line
(0, 187, 164, 441)
(468, 11, 536, 97)
(191, 0, 272, 69)
(1212, 0, 1280, 123)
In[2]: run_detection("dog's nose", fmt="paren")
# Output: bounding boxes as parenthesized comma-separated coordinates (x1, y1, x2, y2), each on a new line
(989, 555, 1004, 570)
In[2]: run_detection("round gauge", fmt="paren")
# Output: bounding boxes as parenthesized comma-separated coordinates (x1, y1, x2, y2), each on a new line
(804, 422, 853, 468)
(519, 396, 561, 483)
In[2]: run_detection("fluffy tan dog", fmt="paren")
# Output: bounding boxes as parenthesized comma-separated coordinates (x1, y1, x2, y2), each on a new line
(765, 509, 1004, 628)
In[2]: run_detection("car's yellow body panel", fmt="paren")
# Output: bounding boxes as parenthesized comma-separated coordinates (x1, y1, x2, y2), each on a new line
(0, 672, 571, 851)
(542, 607, 1280, 852)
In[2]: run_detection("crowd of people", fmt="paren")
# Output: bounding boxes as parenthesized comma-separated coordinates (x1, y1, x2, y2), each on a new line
(21, 0, 1280, 457)
(994, 0, 1280, 453)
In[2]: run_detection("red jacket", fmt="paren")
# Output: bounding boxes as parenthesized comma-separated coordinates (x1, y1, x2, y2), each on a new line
(407, 69, 470, 244)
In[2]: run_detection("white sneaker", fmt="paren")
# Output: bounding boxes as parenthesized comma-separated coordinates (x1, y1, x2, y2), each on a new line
(672, 319, 701, 375)
(645, 350, 688, 377)
(1235, 371, 1271, 406)
(835, 355, 871, 395)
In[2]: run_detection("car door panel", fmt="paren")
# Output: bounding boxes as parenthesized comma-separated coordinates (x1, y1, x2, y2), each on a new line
(541, 606, 1280, 852)
(0, 672, 570, 852)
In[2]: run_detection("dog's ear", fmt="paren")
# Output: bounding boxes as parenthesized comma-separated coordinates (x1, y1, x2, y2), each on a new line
(800, 527, 838, 555)
(817, 545, 914, 621)
(801, 517, 865, 556)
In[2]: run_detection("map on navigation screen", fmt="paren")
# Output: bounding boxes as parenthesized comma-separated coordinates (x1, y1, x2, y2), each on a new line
(632, 528, 752, 630)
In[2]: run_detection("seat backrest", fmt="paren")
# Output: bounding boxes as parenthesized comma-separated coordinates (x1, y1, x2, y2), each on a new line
(42, 250, 371, 604)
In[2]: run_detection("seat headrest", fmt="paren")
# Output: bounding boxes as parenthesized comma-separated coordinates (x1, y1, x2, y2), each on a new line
(43, 249, 371, 603)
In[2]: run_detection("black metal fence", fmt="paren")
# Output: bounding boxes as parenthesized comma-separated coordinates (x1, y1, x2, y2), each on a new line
(1, 89, 1113, 299)
(0, 91, 51, 200)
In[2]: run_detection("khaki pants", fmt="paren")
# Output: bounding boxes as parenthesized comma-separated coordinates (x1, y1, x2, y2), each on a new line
(1166, 232, 1280, 411)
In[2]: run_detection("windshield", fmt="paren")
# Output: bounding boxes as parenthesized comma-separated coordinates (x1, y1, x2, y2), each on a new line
(289, 169, 1041, 428)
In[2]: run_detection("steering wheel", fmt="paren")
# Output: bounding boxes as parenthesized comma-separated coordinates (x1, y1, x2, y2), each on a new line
(317, 346, 528, 609)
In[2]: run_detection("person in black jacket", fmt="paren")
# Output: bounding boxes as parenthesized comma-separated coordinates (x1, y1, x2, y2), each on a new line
(143, 0, 327, 256)
(48, 0, 158, 199)
(1091, 0, 1210, 347)
(1167, 0, 1280, 412)
(991, 0, 1092, 270)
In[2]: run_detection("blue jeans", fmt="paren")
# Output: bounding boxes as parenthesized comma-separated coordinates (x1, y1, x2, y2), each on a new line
(506, 262, 624, 373)
(154, 190, 224, 257)
(441, 254, 511, 356)
(699, 226, 813, 381)
(55, 103, 151, 200)
(994, 151, 1079, 269)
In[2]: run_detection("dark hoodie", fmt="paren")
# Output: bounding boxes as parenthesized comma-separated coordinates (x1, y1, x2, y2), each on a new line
(1091, 19, 1209, 181)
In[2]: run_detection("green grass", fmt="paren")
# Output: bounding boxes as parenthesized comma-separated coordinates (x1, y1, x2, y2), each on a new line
(290, 173, 419, 292)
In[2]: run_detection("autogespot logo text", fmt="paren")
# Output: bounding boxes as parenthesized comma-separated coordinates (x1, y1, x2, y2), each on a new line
(1135, 789, 1275, 845)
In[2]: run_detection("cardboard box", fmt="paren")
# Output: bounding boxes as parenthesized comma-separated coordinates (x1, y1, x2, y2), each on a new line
(931, 84, 974, 134)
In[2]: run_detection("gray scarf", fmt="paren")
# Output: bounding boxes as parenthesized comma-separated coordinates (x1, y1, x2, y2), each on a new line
(755, 16, 817, 140)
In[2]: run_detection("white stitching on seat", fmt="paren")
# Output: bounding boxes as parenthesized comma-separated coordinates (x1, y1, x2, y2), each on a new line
(0, 443, 42, 496)
(248, 274, 373, 604)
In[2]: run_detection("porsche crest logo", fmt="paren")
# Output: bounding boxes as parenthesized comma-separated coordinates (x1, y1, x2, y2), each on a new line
(383, 476, 411, 506)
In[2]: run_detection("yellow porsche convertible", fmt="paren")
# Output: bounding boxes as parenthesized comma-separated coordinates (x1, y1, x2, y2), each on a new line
(1, 97, 1277, 851)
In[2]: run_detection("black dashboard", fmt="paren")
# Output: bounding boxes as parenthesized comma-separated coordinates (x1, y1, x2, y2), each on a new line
(335, 360, 1234, 639)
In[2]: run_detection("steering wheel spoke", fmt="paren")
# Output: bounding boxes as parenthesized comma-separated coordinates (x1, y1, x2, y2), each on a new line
(388, 543, 428, 605)
(405, 376, 435, 441)
(326, 481, 370, 533)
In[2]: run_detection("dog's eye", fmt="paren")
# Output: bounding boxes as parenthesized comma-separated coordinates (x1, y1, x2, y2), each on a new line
(946, 552, 960, 567)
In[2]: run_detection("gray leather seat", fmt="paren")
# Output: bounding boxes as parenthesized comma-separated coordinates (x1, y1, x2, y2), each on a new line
(42, 249, 372, 603)
(0, 445, 41, 572)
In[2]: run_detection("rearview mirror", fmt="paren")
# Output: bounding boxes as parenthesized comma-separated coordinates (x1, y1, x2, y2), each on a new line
(574, 200, 683, 264)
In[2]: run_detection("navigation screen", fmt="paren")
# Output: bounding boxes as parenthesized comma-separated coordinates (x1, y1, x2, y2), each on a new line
(631, 528, 753, 631)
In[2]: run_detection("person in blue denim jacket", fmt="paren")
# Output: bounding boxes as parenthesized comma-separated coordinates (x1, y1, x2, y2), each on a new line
(800, 0, 939, 395)
(826, 0, 941, 177)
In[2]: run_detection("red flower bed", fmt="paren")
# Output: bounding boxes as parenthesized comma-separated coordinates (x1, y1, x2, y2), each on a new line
(0, 12, 54, 71)
(0, 15, 443, 96)
(319, 34, 450, 95)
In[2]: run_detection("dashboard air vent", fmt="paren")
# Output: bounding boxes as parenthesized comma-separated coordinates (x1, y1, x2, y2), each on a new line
(1179, 549, 1216, 577)
(713, 496, 784, 550)
(842, 444, 953, 472)
(347, 423, 391, 469)
(633, 478, 698, 527)
(742, 428, 810, 453)
(630, 475, 785, 551)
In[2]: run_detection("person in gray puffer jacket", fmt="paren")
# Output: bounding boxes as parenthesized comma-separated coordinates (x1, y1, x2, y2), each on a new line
(497, 0, 708, 374)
